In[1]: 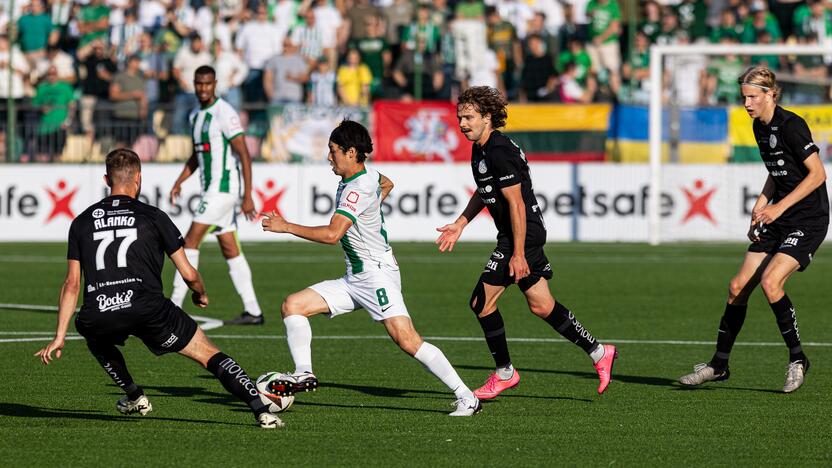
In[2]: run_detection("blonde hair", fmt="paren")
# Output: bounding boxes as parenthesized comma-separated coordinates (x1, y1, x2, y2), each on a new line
(738, 66, 780, 101)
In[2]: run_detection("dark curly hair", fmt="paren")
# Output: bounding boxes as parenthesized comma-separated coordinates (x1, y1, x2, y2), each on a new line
(457, 86, 508, 129)
(329, 119, 373, 162)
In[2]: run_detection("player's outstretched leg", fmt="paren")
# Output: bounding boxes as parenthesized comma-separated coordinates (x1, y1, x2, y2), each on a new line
(470, 281, 520, 400)
(171, 248, 200, 307)
(268, 289, 331, 396)
(180, 329, 283, 429)
(86, 339, 152, 415)
(384, 316, 481, 416)
(542, 300, 617, 394)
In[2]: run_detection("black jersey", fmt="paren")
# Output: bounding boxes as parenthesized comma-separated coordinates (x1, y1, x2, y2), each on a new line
(471, 130, 546, 246)
(67, 195, 184, 315)
(753, 106, 829, 226)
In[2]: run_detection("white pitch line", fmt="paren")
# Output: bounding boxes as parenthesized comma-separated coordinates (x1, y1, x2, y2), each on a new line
(3, 333, 832, 347)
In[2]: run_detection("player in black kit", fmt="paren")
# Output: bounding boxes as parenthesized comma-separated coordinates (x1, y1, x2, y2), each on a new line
(34, 149, 283, 429)
(680, 67, 828, 393)
(436, 86, 618, 399)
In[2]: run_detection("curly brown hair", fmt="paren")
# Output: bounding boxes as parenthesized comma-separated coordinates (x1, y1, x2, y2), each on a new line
(457, 86, 508, 129)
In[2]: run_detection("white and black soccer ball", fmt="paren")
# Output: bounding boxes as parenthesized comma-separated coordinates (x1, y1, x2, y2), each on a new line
(256, 372, 294, 413)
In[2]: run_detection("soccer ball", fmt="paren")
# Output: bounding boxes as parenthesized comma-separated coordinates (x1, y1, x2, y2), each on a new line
(256, 372, 294, 413)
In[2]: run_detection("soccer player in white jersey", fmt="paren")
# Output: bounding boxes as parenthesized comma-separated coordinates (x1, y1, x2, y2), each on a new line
(169, 65, 264, 325)
(260, 120, 481, 416)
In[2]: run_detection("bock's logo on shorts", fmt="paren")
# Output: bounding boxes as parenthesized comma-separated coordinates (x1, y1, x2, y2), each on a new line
(92, 208, 105, 219)
(346, 191, 360, 204)
(96, 290, 133, 312)
(491, 251, 505, 259)
(161, 333, 179, 348)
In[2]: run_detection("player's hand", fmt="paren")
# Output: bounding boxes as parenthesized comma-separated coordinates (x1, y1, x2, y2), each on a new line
(34, 337, 65, 365)
(436, 223, 463, 252)
(261, 211, 289, 233)
(192, 291, 209, 308)
(753, 204, 783, 225)
(508, 254, 530, 283)
(169, 183, 182, 204)
(241, 195, 257, 221)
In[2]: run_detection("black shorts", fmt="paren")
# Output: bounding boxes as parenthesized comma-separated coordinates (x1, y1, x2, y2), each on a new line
(480, 243, 553, 291)
(748, 223, 827, 271)
(75, 300, 198, 356)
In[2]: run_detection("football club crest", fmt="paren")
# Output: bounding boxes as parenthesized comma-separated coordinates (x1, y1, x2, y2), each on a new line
(769, 134, 777, 148)
(478, 160, 487, 174)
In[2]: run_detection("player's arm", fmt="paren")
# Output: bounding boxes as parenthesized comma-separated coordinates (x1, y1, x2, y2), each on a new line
(230, 134, 257, 221)
(755, 153, 826, 225)
(501, 184, 530, 282)
(170, 152, 198, 203)
(436, 194, 485, 252)
(262, 211, 352, 245)
(379, 174, 394, 201)
(35, 260, 81, 365)
(169, 247, 209, 308)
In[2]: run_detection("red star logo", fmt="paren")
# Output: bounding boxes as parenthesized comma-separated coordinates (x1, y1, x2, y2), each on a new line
(681, 179, 717, 225)
(255, 179, 287, 219)
(45, 180, 78, 223)
(465, 187, 492, 219)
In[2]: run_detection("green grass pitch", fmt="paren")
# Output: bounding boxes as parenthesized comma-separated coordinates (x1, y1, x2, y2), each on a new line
(1, 241, 831, 466)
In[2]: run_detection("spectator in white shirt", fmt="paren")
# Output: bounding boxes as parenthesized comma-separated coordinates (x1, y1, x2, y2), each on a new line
(236, 2, 283, 106)
(213, 39, 248, 110)
(171, 34, 211, 134)
(138, 0, 165, 31)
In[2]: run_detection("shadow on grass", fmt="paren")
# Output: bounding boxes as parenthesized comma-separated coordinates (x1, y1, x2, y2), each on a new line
(455, 364, 678, 388)
(324, 382, 449, 399)
(0, 402, 248, 426)
(671, 385, 784, 394)
(292, 400, 448, 414)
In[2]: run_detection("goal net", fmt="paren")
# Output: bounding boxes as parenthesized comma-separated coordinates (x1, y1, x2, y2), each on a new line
(647, 43, 832, 245)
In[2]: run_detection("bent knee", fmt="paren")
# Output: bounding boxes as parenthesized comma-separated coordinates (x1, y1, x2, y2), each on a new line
(281, 294, 307, 317)
(529, 303, 550, 318)
(759, 276, 783, 298)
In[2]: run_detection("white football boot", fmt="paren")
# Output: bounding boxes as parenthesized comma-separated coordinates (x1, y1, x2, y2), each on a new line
(116, 394, 152, 415)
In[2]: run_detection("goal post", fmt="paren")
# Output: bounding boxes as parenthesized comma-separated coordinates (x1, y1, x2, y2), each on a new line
(647, 43, 831, 246)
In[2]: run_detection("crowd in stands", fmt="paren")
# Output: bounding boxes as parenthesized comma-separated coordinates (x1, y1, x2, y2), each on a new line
(0, 0, 831, 160)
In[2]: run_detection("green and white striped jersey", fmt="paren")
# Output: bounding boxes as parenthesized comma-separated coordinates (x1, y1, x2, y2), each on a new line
(189, 97, 245, 195)
(334, 167, 394, 275)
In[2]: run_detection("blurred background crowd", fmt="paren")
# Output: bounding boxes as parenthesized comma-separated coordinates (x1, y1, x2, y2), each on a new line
(1, 0, 831, 161)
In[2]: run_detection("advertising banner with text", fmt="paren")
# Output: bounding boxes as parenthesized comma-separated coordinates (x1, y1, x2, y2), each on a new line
(1, 163, 829, 243)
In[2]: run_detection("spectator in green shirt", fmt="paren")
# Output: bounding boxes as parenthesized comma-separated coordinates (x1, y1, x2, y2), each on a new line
(793, 0, 832, 41)
(703, 38, 745, 104)
(742, 4, 782, 43)
(639, 1, 662, 43)
(349, 14, 391, 98)
(401, 4, 441, 54)
(710, 8, 745, 43)
(32, 66, 75, 160)
(557, 38, 592, 87)
(78, 0, 110, 48)
(17, 0, 57, 66)
(586, 0, 621, 94)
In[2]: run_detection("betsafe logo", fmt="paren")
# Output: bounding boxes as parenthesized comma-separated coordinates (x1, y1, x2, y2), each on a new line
(0, 179, 79, 223)
(254, 179, 287, 219)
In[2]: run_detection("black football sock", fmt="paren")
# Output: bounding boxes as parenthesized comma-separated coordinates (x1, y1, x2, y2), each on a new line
(86, 340, 144, 400)
(206, 352, 268, 416)
(709, 303, 747, 371)
(769, 294, 807, 363)
(543, 302, 599, 355)
(477, 310, 512, 369)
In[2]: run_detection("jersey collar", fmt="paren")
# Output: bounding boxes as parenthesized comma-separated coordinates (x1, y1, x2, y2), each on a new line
(342, 168, 367, 182)
(200, 97, 219, 110)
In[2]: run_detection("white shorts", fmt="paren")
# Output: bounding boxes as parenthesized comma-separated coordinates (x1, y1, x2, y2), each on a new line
(310, 268, 410, 322)
(193, 192, 239, 235)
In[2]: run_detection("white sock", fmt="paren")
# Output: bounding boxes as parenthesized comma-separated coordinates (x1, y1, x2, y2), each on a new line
(589, 343, 606, 364)
(414, 342, 474, 400)
(496, 364, 515, 380)
(227, 254, 262, 316)
(171, 248, 199, 307)
(284, 315, 313, 374)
